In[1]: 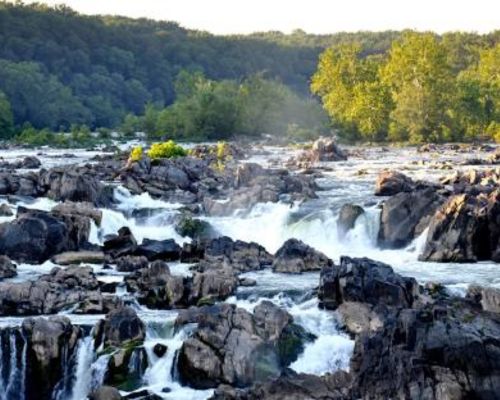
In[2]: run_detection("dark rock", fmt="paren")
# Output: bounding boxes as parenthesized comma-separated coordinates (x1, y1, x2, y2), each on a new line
(0, 255, 16, 279)
(378, 188, 444, 248)
(52, 201, 103, 225)
(0, 266, 102, 315)
(375, 170, 415, 196)
(21, 156, 41, 169)
(177, 301, 311, 389)
(272, 239, 332, 273)
(318, 256, 420, 310)
(337, 204, 364, 238)
(175, 215, 217, 240)
(22, 316, 81, 400)
(420, 194, 490, 262)
(104, 227, 137, 258)
(134, 238, 181, 261)
(99, 306, 146, 347)
(0, 203, 13, 216)
(0, 207, 91, 263)
(116, 255, 149, 272)
(153, 343, 168, 357)
(467, 285, 500, 313)
(89, 386, 122, 400)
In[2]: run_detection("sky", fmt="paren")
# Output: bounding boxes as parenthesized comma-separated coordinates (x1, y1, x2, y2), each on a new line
(20, 0, 500, 34)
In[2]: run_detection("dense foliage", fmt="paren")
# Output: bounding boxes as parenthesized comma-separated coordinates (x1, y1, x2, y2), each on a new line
(0, 2, 498, 143)
(312, 32, 500, 143)
(0, 1, 402, 132)
(121, 73, 329, 141)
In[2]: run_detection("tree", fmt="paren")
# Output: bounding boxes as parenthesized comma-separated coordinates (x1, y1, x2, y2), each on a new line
(381, 32, 455, 143)
(0, 91, 14, 139)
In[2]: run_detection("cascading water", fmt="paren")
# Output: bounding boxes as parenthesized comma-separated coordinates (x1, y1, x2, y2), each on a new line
(0, 329, 26, 400)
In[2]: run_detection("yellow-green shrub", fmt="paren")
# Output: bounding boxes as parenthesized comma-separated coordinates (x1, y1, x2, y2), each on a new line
(129, 145, 143, 162)
(147, 140, 187, 160)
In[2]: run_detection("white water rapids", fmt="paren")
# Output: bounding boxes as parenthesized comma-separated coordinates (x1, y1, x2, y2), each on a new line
(0, 145, 499, 399)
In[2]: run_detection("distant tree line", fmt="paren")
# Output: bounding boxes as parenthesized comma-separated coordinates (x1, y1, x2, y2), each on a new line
(0, 2, 498, 143)
(312, 32, 500, 143)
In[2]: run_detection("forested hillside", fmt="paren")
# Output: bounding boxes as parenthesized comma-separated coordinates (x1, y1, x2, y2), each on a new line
(0, 1, 400, 130)
(0, 1, 498, 143)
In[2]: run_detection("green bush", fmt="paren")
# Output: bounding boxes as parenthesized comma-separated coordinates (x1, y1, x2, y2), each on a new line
(147, 140, 187, 159)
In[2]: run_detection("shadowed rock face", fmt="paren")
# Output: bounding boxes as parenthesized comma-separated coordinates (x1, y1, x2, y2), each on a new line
(177, 301, 313, 389)
(0, 207, 91, 263)
(22, 316, 82, 400)
(378, 188, 444, 248)
(272, 238, 332, 273)
(318, 256, 420, 310)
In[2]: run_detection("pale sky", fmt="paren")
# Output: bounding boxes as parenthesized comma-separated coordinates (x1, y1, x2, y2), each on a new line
(21, 0, 500, 34)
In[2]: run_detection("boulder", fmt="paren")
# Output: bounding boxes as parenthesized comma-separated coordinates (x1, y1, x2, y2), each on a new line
(419, 194, 489, 262)
(98, 307, 146, 348)
(0, 266, 102, 315)
(52, 201, 103, 225)
(337, 204, 364, 238)
(134, 238, 181, 261)
(0, 207, 91, 263)
(272, 239, 332, 273)
(318, 256, 420, 310)
(51, 250, 105, 265)
(21, 156, 41, 169)
(116, 255, 149, 272)
(175, 215, 217, 240)
(350, 303, 500, 400)
(40, 170, 113, 207)
(22, 316, 81, 400)
(104, 227, 137, 259)
(467, 285, 500, 314)
(0, 255, 16, 279)
(189, 269, 238, 306)
(374, 170, 415, 196)
(89, 386, 122, 400)
(378, 188, 444, 248)
(0, 203, 13, 217)
(153, 343, 168, 358)
(177, 301, 311, 389)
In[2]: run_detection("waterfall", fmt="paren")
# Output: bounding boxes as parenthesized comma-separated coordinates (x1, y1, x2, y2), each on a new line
(0, 329, 26, 400)
(68, 336, 95, 400)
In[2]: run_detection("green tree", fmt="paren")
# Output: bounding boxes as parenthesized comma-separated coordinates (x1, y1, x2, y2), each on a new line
(381, 32, 455, 143)
(0, 91, 14, 139)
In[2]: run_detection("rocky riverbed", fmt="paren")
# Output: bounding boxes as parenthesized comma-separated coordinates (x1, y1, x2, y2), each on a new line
(0, 139, 499, 400)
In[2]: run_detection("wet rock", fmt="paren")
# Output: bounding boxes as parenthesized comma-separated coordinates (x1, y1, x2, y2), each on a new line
(89, 386, 122, 400)
(134, 238, 181, 261)
(123, 389, 162, 400)
(378, 188, 444, 248)
(336, 302, 385, 335)
(189, 269, 238, 305)
(0, 203, 13, 216)
(239, 277, 257, 287)
(125, 261, 186, 309)
(337, 204, 364, 238)
(40, 169, 114, 207)
(0, 266, 102, 315)
(292, 137, 347, 166)
(0, 207, 91, 263)
(105, 346, 148, 391)
(99, 306, 146, 347)
(375, 170, 415, 196)
(272, 238, 332, 273)
(153, 343, 168, 357)
(177, 301, 311, 389)
(189, 236, 273, 273)
(104, 227, 137, 258)
(175, 214, 217, 240)
(210, 369, 352, 400)
(52, 201, 103, 225)
(350, 302, 500, 399)
(0, 255, 16, 279)
(22, 316, 81, 400)
(420, 194, 490, 262)
(467, 285, 500, 313)
(116, 255, 149, 272)
(318, 256, 420, 310)
(51, 250, 105, 265)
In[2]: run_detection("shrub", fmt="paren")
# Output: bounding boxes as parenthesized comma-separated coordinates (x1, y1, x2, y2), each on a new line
(129, 145, 143, 162)
(147, 140, 187, 160)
